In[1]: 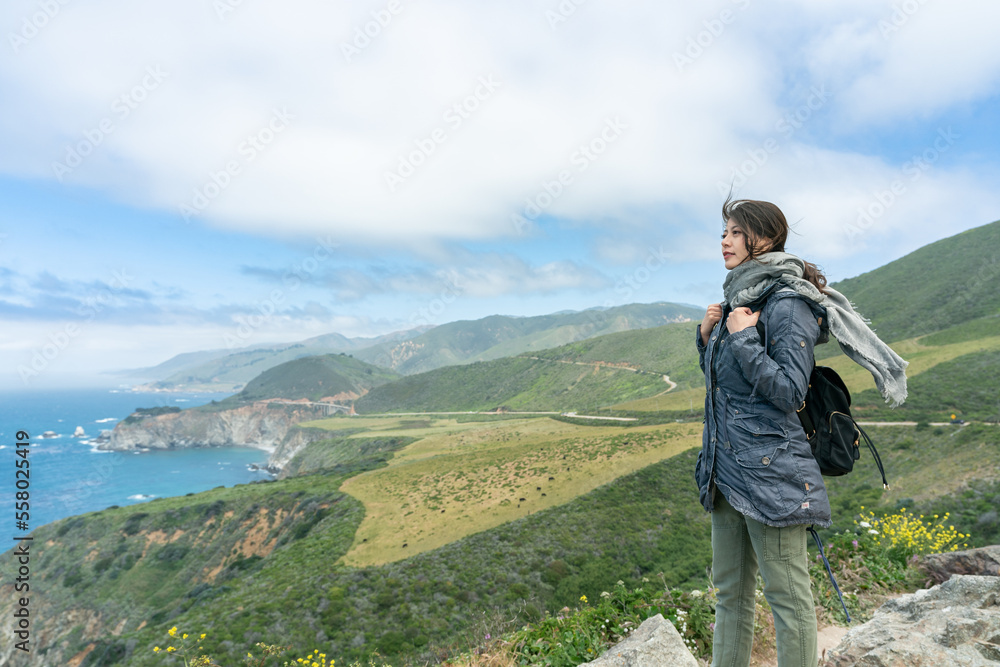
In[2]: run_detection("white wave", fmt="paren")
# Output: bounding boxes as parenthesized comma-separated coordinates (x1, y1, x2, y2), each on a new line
(128, 494, 156, 500)
(95, 418, 118, 423)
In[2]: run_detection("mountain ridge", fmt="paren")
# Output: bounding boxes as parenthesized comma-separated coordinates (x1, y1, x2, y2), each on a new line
(123, 302, 702, 392)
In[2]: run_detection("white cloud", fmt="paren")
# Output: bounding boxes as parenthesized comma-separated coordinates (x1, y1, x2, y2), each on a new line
(802, 1, 1000, 126)
(16, 0, 985, 243)
(1, 0, 998, 320)
(293, 254, 610, 300)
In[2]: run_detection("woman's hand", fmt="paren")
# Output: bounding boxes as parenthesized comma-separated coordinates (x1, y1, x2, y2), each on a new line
(727, 306, 760, 334)
(700, 303, 723, 345)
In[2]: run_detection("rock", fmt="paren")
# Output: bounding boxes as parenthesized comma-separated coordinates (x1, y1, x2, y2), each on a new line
(73, 426, 85, 437)
(103, 401, 333, 474)
(824, 575, 1000, 666)
(921, 545, 1000, 584)
(581, 614, 699, 667)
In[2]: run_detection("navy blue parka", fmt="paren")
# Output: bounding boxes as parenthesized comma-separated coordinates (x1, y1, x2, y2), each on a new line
(695, 284, 832, 528)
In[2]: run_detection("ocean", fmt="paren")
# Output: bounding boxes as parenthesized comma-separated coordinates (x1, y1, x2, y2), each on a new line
(2, 387, 275, 531)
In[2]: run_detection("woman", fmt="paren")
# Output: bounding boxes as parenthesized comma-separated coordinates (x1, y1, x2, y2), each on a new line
(695, 197, 908, 667)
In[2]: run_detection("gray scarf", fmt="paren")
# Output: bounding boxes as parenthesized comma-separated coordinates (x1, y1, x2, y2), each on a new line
(723, 251, 908, 407)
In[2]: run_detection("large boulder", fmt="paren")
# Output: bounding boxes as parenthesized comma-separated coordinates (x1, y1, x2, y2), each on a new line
(581, 613, 699, 667)
(921, 545, 1000, 584)
(824, 574, 1000, 666)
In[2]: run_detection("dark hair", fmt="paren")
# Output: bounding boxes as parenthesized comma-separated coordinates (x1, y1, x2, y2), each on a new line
(722, 195, 828, 293)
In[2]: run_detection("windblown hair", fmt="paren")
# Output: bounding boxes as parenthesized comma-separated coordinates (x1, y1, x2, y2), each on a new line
(722, 195, 828, 294)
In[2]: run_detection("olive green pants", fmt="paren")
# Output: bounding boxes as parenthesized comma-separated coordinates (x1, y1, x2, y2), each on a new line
(711, 495, 818, 667)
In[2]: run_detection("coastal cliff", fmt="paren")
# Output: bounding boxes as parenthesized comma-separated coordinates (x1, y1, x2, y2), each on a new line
(102, 401, 339, 468)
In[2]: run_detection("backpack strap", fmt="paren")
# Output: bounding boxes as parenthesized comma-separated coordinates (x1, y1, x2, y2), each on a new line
(856, 422, 889, 490)
(808, 526, 851, 623)
(754, 297, 812, 420)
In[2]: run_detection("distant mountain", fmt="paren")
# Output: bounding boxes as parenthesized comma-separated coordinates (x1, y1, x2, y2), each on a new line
(125, 303, 702, 392)
(351, 302, 703, 375)
(128, 328, 422, 392)
(831, 219, 1000, 342)
(354, 321, 700, 413)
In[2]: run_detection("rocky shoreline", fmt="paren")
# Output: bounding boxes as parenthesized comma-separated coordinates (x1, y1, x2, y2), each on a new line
(101, 400, 339, 471)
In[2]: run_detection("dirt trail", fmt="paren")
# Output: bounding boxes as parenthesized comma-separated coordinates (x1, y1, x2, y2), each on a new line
(521, 355, 677, 391)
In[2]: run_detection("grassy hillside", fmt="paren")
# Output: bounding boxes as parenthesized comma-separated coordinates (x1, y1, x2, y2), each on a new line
(352, 302, 703, 375)
(235, 353, 399, 402)
(280, 433, 418, 478)
(24, 446, 713, 667)
(336, 419, 701, 565)
(829, 219, 1000, 342)
(851, 347, 1000, 422)
(618, 314, 1000, 421)
(821, 423, 1000, 536)
(17, 472, 365, 667)
(17, 416, 1000, 667)
(355, 322, 699, 413)
(197, 353, 400, 411)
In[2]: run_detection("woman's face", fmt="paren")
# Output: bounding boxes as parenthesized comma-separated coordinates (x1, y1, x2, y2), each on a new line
(721, 219, 750, 270)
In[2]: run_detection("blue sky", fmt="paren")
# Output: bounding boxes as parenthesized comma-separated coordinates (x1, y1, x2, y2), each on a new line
(2, 0, 1000, 387)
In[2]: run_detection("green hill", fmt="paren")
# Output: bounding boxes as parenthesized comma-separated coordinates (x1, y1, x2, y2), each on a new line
(851, 345, 1000, 422)
(352, 302, 703, 375)
(354, 321, 700, 413)
(202, 353, 400, 410)
(16, 419, 1000, 667)
(829, 219, 1000, 343)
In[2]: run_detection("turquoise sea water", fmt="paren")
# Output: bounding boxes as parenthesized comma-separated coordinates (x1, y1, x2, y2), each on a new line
(1, 388, 274, 530)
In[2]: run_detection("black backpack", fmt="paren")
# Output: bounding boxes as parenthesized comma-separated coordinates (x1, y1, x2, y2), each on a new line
(755, 310, 889, 490)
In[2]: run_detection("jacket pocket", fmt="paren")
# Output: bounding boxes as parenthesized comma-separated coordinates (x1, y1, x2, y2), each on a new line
(733, 440, 805, 519)
(727, 411, 787, 439)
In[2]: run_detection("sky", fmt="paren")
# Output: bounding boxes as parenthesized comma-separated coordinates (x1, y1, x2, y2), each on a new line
(2, 0, 999, 388)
